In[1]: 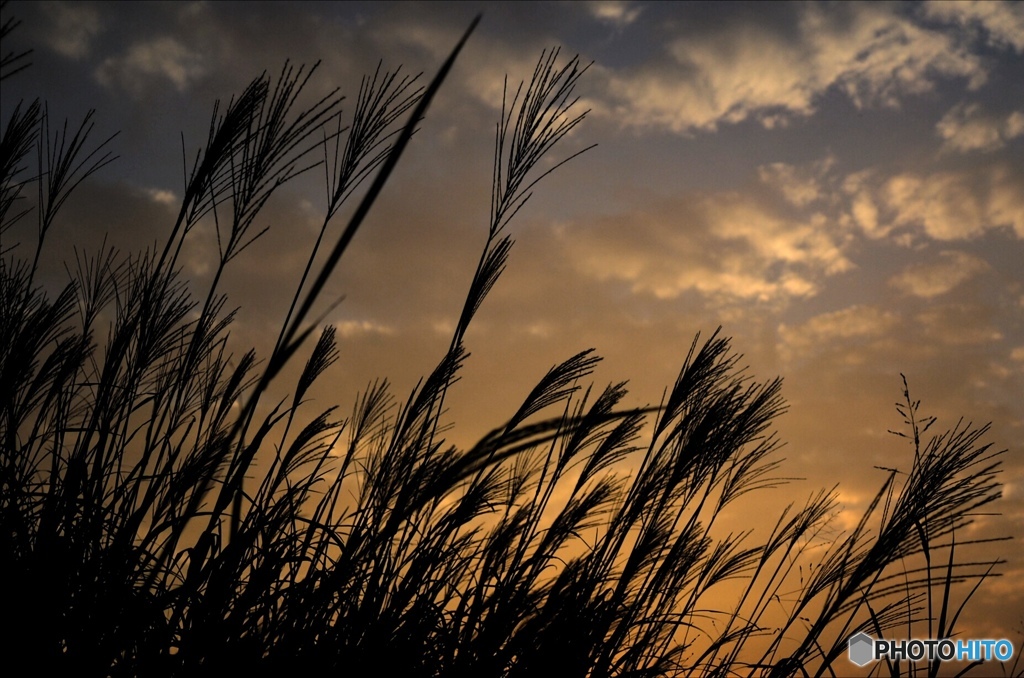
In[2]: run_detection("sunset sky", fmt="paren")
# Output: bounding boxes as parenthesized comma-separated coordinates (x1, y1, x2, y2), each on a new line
(4, 0, 1023, 659)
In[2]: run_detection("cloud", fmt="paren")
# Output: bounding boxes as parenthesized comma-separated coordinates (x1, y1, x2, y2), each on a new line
(336, 319, 396, 339)
(915, 304, 1003, 345)
(1008, 111, 1024, 139)
(936, 103, 1024, 153)
(367, 11, 561, 123)
(565, 212, 816, 303)
(602, 3, 985, 133)
(95, 37, 206, 93)
(145, 188, 177, 206)
(561, 164, 853, 304)
(841, 171, 884, 238)
(844, 167, 1024, 241)
(757, 157, 835, 207)
(41, 2, 103, 59)
(777, 305, 900, 365)
(888, 169, 1024, 240)
(889, 250, 990, 298)
(924, 0, 1024, 53)
(588, 1, 643, 27)
(885, 173, 987, 240)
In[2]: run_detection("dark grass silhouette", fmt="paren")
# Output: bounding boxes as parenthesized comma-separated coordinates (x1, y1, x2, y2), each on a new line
(0, 10, 1012, 677)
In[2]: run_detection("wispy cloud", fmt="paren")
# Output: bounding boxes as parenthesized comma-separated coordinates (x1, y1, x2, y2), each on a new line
(757, 157, 835, 207)
(916, 303, 1003, 346)
(95, 36, 206, 93)
(336, 319, 396, 339)
(600, 4, 986, 133)
(936, 102, 1024, 153)
(41, 1, 103, 59)
(889, 250, 989, 298)
(924, 0, 1024, 53)
(588, 1, 643, 28)
(778, 305, 900, 365)
(562, 164, 853, 304)
(843, 167, 1024, 241)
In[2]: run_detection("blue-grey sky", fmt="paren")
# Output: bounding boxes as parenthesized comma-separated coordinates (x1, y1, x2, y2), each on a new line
(4, 0, 1023, 661)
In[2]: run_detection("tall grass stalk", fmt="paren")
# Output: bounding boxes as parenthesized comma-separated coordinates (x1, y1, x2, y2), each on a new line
(0, 12, 1008, 677)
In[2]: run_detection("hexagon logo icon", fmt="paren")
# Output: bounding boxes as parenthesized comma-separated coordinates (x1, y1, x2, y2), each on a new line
(848, 632, 875, 667)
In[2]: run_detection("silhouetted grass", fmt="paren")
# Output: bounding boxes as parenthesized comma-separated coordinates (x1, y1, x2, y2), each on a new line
(0, 11, 1009, 677)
